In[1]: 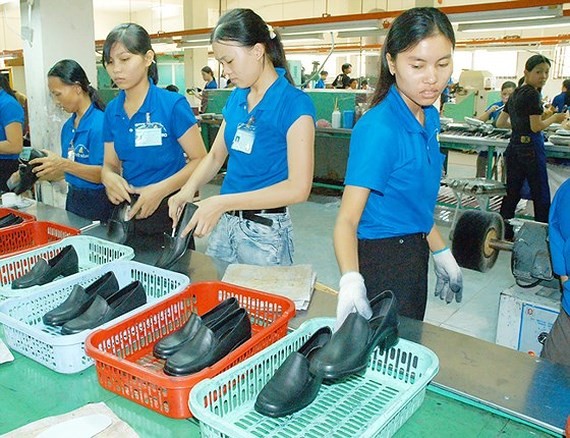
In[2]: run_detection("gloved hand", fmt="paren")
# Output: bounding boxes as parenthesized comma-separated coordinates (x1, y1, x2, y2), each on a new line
(335, 271, 373, 331)
(433, 247, 463, 303)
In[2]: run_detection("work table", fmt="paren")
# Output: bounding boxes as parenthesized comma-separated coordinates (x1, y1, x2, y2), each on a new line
(0, 202, 568, 436)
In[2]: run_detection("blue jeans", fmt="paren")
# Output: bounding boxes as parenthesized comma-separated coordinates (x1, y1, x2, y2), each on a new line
(206, 212, 294, 266)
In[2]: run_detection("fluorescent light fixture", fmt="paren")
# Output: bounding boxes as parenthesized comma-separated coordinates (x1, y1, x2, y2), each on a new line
(449, 5, 562, 25)
(177, 42, 210, 49)
(278, 19, 380, 37)
(458, 16, 570, 32)
(151, 42, 179, 52)
(337, 28, 388, 39)
(179, 34, 210, 44)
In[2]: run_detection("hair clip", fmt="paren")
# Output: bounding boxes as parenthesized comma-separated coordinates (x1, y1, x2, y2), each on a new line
(267, 24, 276, 40)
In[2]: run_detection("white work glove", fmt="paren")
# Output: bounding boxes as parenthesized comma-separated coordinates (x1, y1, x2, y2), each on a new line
(433, 247, 463, 304)
(335, 271, 373, 331)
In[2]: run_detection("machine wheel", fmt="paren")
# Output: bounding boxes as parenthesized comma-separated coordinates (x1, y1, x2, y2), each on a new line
(452, 210, 504, 272)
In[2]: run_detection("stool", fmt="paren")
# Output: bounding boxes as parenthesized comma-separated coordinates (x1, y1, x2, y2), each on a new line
(441, 177, 506, 237)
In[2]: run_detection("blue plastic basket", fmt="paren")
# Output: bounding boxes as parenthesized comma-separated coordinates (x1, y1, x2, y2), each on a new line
(190, 317, 439, 438)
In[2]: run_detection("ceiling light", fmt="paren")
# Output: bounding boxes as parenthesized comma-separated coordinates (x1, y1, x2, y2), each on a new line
(278, 19, 380, 37)
(449, 5, 562, 25)
(458, 16, 570, 33)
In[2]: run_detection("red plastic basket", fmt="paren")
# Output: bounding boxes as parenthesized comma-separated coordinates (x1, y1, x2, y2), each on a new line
(85, 281, 296, 419)
(0, 221, 79, 258)
(0, 207, 36, 226)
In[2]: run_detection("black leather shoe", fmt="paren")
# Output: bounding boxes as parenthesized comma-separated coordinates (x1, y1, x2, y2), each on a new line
(11, 245, 79, 289)
(254, 326, 332, 417)
(60, 280, 147, 335)
(8, 148, 47, 195)
(155, 202, 198, 269)
(106, 195, 138, 244)
(42, 272, 119, 326)
(0, 213, 23, 228)
(153, 296, 239, 359)
(310, 290, 399, 380)
(163, 307, 251, 376)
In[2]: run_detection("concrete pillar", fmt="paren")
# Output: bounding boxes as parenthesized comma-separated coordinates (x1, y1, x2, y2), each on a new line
(20, 0, 96, 154)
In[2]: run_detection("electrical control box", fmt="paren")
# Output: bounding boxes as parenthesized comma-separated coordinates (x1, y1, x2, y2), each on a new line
(496, 284, 561, 357)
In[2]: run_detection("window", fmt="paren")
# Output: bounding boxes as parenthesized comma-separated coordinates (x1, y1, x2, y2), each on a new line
(553, 45, 570, 79)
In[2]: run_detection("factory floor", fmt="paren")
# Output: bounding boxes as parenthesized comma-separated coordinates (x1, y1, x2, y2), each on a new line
(197, 151, 517, 345)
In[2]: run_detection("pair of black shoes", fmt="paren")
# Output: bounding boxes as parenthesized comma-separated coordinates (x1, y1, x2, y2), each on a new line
(254, 290, 399, 417)
(0, 213, 23, 228)
(11, 245, 79, 289)
(153, 297, 252, 376)
(155, 202, 198, 269)
(107, 195, 139, 244)
(42, 271, 147, 335)
(6, 148, 47, 195)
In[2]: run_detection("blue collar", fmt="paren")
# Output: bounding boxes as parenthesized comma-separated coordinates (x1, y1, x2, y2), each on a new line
(235, 67, 289, 113)
(387, 84, 435, 134)
(112, 78, 155, 118)
(71, 103, 96, 132)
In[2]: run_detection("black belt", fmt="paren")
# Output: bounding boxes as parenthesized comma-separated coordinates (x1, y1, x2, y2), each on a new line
(227, 207, 286, 227)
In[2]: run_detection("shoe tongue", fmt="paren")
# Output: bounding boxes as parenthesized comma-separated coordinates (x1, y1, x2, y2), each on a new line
(32, 258, 50, 274)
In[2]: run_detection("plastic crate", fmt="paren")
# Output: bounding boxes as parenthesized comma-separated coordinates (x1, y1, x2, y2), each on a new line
(0, 235, 134, 301)
(0, 260, 190, 373)
(190, 318, 439, 438)
(0, 220, 79, 258)
(85, 281, 296, 419)
(0, 207, 36, 226)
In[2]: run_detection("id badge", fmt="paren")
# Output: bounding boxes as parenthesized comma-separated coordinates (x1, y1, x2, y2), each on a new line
(231, 123, 255, 154)
(135, 126, 163, 147)
(68, 145, 75, 162)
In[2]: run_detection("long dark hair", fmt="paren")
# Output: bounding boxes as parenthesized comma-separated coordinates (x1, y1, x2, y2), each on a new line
(370, 7, 455, 108)
(102, 23, 158, 85)
(48, 59, 105, 111)
(0, 74, 16, 99)
(210, 8, 294, 85)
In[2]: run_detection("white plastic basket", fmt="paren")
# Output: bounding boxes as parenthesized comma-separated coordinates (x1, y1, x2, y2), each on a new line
(0, 235, 134, 300)
(190, 318, 439, 438)
(0, 260, 190, 373)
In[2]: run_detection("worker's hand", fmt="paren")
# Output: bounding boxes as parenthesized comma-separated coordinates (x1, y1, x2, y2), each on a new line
(102, 171, 133, 205)
(552, 112, 568, 124)
(29, 149, 64, 180)
(433, 247, 463, 303)
(168, 184, 197, 229)
(335, 271, 373, 331)
(488, 105, 500, 113)
(128, 184, 164, 220)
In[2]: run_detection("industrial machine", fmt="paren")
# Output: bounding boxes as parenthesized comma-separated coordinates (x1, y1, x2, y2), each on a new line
(442, 70, 500, 122)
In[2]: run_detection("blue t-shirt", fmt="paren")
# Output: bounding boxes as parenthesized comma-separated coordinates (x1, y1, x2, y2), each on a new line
(0, 89, 24, 160)
(61, 104, 105, 190)
(220, 68, 316, 194)
(205, 80, 217, 90)
(103, 80, 197, 187)
(345, 84, 444, 239)
(314, 79, 325, 89)
(552, 92, 567, 112)
(549, 179, 570, 314)
(485, 100, 504, 123)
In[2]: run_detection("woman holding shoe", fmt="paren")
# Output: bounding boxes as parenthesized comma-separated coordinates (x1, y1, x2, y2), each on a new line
(100, 23, 206, 244)
(333, 7, 463, 327)
(168, 8, 316, 266)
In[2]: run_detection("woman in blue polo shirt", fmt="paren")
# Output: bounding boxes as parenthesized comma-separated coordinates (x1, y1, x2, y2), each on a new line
(168, 8, 316, 266)
(334, 7, 463, 326)
(29, 59, 112, 222)
(541, 178, 570, 367)
(0, 75, 24, 192)
(101, 23, 207, 238)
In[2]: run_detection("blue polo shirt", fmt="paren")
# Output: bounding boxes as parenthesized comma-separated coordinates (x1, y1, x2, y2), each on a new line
(61, 104, 105, 190)
(549, 179, 570, 314)
(552, 92, 567, 112)
(220, 68, 316, 194)
(205, 79, 217, 90)
(486, 100, 503, 123)
(103, 80, 196, 187)
(345, 84, 443, 239)
(0, 89, 24, 160)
